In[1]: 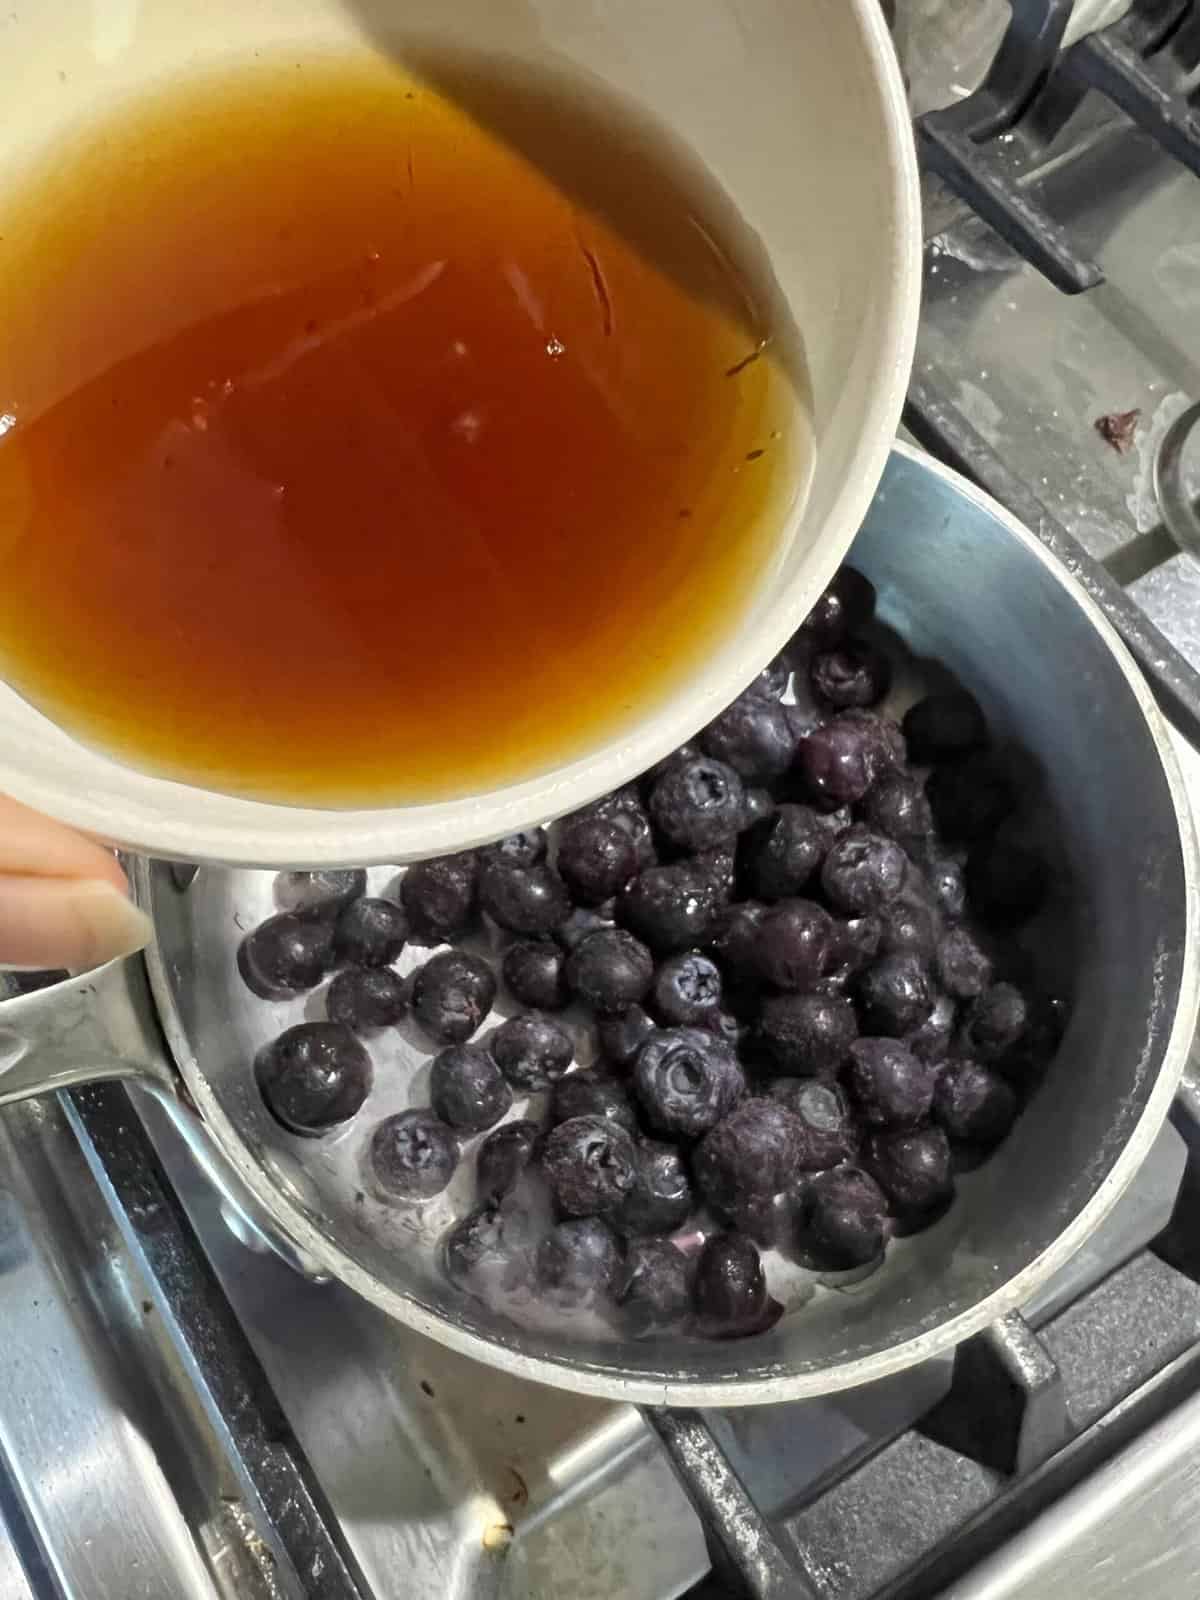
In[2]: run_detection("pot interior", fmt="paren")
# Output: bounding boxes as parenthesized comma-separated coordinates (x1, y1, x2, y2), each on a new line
(145, 449, 1194, 1402)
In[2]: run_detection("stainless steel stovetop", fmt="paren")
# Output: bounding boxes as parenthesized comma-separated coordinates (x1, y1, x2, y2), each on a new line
(7, 3, 1200, 1597)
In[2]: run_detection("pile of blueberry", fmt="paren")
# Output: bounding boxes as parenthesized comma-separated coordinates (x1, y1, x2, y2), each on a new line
(241, 565, 1062, 1342)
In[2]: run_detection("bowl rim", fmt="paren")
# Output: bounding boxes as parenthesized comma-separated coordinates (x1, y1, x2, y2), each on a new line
(0, 0, 923, 867)
(146, 442, 1200, 1406)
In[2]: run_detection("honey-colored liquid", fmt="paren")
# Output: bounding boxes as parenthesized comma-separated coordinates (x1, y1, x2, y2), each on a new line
(0, 53, 804, 806)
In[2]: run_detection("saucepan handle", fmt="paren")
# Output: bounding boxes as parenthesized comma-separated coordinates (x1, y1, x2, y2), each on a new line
(0, 957, 326, 1281)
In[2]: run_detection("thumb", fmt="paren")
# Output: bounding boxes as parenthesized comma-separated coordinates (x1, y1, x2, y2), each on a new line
(0, 795, 152, 973)
(0, 875, 152, 973)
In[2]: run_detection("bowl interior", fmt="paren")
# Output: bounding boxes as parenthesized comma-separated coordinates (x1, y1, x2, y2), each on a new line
(0, 0, 918, 864)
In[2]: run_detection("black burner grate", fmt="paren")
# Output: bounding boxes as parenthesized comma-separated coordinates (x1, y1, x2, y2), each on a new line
(917, 0, 1200, 294)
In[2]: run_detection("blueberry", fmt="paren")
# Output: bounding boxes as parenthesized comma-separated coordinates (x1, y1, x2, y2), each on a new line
(902, 691, 987, 764)
(536, 1218, 621, 1308)
(255, 1023, 371, 1136)
(810, 640, 892, 709)
(695, 844, 738, 906)
(937, 926, 994, 999)
(491, 1011, 575, 1091)
(840, 709, 907, 771)
(620, 861, 720, 953)
(698, 1009, 744, 1050)
(845, 1038, 936, 1128)
(700, 691, 798, 782)
(574, 786, 657, 871)
(634, 1027, 745, 1139)
(566, 928, 654, 1015)
(502, 939, 569, 1011)
(739, 803, 845, 901)
(965, 843, 1046, 928)
(613, 1138, 695, 1236)
(694, 1098, 815, 1218)
(557, 815, 638, 906)
(650, 951, 723, 1027)
(649, 756, 745, 851)
(823, 914, 884, 989)
(274, 869, 367, 920)
(927, 856, 967, 921)
(333, 897, 408, 967)
(754, 900, 835, 991)
(783, 690, 825, 742)
(370, 1110, 459, 1200)
(429, 1043, 512, 1132)
(926, 756, 1014, 842)
(997, 993, 1067, 1086)
(326, 966, 407, 1031)
(555, 904, 618, 952)
(479, 860, 571, 936)
(617, 1238, 692, 1334)
(540, 1115, 639, 1217)
(708, 900, 769, 979)
(239, 913, 334, 1000)
(794, 566, 876, 650)
(596, 1005, 658, 1071)
(757, 990, 858, 1075)
(904, 988, 957, 1064)
(443, 1198, 528, 1290)
(767, 1079, 858, 1169)
(800, 1168, 888, 1269)
(753, 653, 791, 700)
(400, 853, 478, 942)
(724, 1187, 794, 1252)
(477, 1119, 541, 1199)
(740, 787, 777, 831)
(861, 772, 934, 852)
(692, 1233, 783, 1339)
(551, 1068, 637, 1133)
(963, 982, 1029, 1060)
(478, 829, 548, 868)
(878, 895, 939, 960)
(794, 719, 879, 809)
(864, 1126, 954, 1216)
(643, 744, 700, 786)
(411, 950, 497, 1045)
(821, 825, 908, 915)
(934, 1059, 1017, 1145)
(857, 953, 933, 1035)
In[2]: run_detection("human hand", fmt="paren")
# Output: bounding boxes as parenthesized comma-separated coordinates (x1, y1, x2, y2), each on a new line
(0, 794, 152, 973)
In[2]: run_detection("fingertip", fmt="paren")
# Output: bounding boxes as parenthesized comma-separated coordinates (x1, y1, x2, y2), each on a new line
(0, 877, 151, 973)
(71, 879, 152, 970)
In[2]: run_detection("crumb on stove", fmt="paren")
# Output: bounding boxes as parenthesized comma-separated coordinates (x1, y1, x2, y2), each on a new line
(1094, 408, 1141, 454)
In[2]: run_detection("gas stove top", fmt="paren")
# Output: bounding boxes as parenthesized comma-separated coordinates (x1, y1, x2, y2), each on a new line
(7, 4, 1200, 1597)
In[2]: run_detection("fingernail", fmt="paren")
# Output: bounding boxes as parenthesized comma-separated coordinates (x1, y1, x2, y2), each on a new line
(0, 877, 152, 974)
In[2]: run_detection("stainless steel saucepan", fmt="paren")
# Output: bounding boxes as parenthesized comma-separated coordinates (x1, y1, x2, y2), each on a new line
(0, 445, 1194, 1407)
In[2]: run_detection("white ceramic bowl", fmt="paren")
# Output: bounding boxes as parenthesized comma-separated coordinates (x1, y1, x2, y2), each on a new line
(0, 0, 919, 865)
